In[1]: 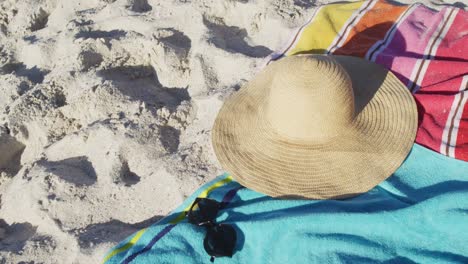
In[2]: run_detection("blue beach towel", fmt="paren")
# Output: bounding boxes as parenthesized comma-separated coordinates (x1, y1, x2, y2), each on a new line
(103, 144, 468, 263)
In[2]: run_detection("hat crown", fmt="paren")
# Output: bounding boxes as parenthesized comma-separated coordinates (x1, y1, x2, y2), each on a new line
(266, 55, 355, 141)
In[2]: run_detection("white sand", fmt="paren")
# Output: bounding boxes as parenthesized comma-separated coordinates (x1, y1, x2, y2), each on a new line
(0, 0, 462, 263)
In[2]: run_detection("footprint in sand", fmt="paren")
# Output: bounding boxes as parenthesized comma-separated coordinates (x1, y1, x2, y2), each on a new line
(202, 15, 272, 58)
(126, 0, 152, 13)
(0, 219, 37, 253)
(97, 64, 191, 111)
(150, 28, 192, 88)
(38, 156, 98, 187)
(114, 159, 141, 186)
(0, 128, 25, 177)
(28, 8, 49, 32)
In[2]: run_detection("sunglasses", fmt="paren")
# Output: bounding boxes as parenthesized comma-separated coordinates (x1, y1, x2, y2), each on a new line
(186, 197, 237, 262)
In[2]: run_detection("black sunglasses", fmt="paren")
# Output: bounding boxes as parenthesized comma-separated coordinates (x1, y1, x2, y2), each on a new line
(186, 197, 237, 262)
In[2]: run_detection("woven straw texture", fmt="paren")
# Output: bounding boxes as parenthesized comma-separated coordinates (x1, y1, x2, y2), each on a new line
(212, 55, 417, 199)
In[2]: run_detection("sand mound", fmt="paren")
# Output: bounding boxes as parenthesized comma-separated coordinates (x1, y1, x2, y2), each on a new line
(0, 0, 458, 262)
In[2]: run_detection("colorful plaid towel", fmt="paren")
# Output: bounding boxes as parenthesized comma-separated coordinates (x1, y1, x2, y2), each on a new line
(267, 0, 468, 161)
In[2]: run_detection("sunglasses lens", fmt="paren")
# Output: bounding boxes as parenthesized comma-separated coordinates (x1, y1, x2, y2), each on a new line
(203, 224, 237, 258)
(188, 198, 220, 225)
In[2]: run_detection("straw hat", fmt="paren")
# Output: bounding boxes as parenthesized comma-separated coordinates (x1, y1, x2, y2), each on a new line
(212, 55, 417, 199)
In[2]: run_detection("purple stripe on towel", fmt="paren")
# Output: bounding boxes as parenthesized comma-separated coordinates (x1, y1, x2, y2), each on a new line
(373, 5, 447, 85)
(221, 186, 245, 208)
(122, 224, 176, 264)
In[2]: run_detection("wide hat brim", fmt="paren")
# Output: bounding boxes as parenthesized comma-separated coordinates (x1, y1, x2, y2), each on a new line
(212, 55, 418, 199)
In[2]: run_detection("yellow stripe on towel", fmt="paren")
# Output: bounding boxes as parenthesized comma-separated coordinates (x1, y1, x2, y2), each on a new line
(286, 1, 365, 56)
(102, 228, 147, 263)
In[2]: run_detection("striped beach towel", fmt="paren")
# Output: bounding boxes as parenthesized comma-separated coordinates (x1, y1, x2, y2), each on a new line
(103, 144, 468, 263)
(267, 0, 468, 161)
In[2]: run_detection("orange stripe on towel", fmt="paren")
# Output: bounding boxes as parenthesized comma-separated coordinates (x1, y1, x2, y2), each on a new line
(334, 0, 408, 57)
